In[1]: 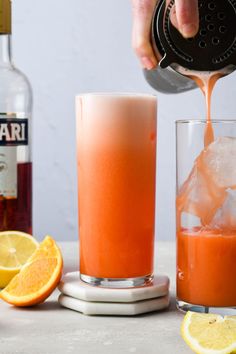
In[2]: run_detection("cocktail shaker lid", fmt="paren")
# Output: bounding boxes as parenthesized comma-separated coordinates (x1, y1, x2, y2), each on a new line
(154, 0, 236, 72)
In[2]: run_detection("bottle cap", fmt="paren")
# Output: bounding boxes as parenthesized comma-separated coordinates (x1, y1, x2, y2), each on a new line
(0, 0, 11, 34)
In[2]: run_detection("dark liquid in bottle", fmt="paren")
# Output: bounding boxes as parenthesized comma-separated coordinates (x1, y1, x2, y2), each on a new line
(0, 162, 32, 233)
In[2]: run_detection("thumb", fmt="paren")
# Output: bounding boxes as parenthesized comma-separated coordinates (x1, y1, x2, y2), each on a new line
(175, 0, 199, 38)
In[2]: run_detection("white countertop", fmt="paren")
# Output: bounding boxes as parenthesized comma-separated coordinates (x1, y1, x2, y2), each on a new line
(0, 242, 192, 354)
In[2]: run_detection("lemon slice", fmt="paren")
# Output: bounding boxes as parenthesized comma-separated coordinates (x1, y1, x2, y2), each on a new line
(0, 231, 38, 288)
(181, 311, 236, 354)
(0, 236, 63, 307)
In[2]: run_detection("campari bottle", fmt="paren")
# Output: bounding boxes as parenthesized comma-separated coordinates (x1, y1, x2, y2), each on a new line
(0, 0, 32, 232)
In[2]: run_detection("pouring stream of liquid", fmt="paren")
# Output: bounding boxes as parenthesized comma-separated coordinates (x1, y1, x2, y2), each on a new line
(176, 70, 224, 230)
(191, 73, 222, 147)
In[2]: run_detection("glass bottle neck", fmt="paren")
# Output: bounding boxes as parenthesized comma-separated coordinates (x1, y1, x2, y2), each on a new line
(0, 34, 12, 66)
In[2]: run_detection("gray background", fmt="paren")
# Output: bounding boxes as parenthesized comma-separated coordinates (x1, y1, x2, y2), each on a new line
(13, 0, 236, 241)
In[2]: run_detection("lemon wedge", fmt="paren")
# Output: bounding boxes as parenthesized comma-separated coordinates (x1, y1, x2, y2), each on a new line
(0, 236, 63, 307)
(0, 231, 38, 288)
(181, 311, 236, 354)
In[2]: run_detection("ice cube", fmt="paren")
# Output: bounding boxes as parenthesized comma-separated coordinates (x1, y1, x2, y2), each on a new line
(210, 189, 236, 230)
(177, 163, 226, 225)
(201, 136, 236, 189)
(177, 136, 236, 226)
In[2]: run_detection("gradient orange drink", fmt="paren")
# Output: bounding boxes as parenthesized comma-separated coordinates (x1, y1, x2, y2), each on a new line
(76, 94, 157, 286)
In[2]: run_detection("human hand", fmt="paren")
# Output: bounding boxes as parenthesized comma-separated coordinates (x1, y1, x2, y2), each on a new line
(131, 0, 199, 70)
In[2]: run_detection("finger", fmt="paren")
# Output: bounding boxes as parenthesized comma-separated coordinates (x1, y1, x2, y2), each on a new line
(169, 3, 179, 30)
(131, 0, 158, 69)
(175, 0, 199, 38)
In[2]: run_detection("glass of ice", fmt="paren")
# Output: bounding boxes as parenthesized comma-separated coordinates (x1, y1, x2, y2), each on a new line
(176, 120, 236, 313)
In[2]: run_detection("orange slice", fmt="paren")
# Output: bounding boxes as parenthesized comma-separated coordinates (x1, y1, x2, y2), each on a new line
(0, 236, 63, 307)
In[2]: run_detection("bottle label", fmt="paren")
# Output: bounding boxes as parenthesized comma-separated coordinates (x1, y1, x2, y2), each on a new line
(0, 118, 28, 146)
(0, 117, 29, 197)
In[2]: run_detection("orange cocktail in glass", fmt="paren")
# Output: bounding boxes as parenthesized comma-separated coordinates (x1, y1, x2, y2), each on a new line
(176, 120, 236, 312)
(76, 93, 157, 287)
(177, 228, 236, 307)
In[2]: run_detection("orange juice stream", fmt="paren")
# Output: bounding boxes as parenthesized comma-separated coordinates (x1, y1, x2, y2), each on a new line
(77, 95, 156, 279)
(192, 73, 221, 147)
(177, 73, 236, 307)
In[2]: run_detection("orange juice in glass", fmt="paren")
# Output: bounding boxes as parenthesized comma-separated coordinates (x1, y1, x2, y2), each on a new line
(176, 120, 236, 312)
(76, 93, 157, 287)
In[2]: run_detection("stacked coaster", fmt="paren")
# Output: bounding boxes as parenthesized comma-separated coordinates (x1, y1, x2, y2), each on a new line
(58, 272, 170, 316)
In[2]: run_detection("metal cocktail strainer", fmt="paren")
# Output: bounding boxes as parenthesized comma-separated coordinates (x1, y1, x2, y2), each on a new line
(144, 0, 236, 93)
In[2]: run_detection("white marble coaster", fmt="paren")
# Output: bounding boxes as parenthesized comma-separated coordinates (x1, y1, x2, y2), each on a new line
(58, 293, 170, 316)
(58, 272, 169, 303)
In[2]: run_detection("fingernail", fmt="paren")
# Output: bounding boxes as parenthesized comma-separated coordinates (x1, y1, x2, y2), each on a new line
(181, 24, 198, 38)
(141, 56, 156, 70)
